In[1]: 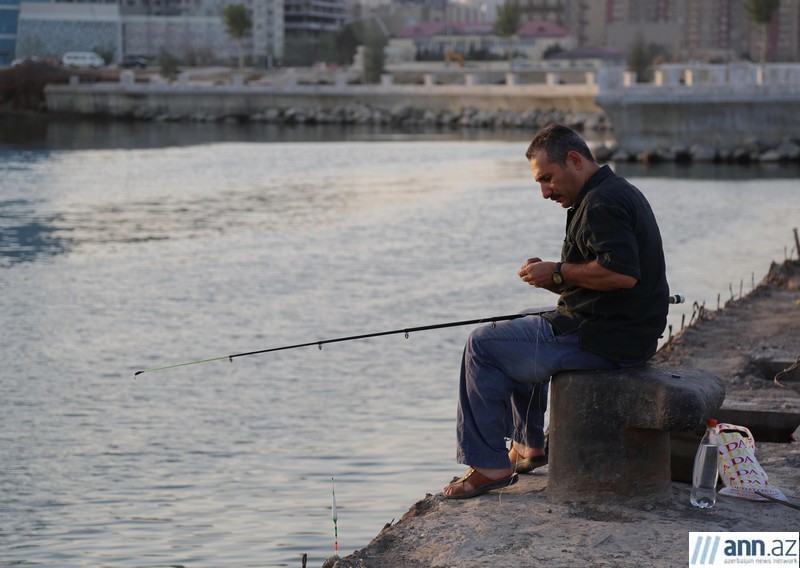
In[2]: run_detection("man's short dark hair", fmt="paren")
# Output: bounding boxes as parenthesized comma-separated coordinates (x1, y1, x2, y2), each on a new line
(525, 123, 595, 167)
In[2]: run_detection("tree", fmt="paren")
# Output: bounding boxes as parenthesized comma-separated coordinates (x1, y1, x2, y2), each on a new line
(93, 44, 116, 65)
(158, 49, 180, 81)
(627, 33, 668, 83)
(495, 0, 521, 71)
(362, 25, 387, 83)
(223, 4, 252, 69)
(333, 25, 361, 66)
(745, 0, 780, 70)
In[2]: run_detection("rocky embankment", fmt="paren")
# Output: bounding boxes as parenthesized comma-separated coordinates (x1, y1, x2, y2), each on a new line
(122, 101, 800, 165)
(323, 259, 800, 568)
(132, 101, 609, 133)
(597, 137, 800, 165)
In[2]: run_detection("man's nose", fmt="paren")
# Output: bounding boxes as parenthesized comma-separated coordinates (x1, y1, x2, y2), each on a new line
(540, 184, 552, 198)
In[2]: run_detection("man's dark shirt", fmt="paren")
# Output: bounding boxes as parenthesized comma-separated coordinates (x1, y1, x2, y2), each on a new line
(541, 164, 669, 363)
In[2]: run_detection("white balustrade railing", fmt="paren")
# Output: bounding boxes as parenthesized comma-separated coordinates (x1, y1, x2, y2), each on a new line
(105, 61, 800, 94)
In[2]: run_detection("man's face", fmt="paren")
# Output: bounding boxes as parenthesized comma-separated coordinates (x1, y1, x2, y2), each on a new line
(528, 149, 583, 209)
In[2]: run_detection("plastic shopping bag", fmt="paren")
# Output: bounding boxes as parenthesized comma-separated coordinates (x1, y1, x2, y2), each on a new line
(715, 423, 787, 502)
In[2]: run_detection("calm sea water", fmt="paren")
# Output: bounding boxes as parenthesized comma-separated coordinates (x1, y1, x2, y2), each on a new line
(1, 120, 799, 567)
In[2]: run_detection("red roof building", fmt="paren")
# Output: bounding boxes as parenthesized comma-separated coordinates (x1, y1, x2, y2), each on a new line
(393, 20, 576, 60)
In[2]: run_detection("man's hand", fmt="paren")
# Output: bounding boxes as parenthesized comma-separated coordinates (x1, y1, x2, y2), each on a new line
(518, 258, 561, 293)
(519, 257, 638, 292)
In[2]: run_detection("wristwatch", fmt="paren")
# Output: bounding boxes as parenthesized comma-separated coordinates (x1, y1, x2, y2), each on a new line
(552, 262, 564, 285)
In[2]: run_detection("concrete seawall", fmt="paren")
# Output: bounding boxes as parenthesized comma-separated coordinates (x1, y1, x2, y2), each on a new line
(596, 91, 800, 153)
(595, 63, 800, 154)
(44, 81, 601, 117)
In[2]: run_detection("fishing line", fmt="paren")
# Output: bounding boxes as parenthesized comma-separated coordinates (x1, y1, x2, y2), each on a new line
(510, 320, 547, 478)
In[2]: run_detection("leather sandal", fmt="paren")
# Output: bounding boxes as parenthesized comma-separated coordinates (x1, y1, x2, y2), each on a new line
(509, 446, 548, 474)
(443, 467, 518, 500)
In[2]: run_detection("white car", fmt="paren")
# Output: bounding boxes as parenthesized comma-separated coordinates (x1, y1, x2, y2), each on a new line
(62, 52, 104, 68)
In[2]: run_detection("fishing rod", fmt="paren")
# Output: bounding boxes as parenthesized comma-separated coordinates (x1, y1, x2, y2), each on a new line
(133, 294, 685, 377)
(755, 491, 800, 512)
(133, 311, 541, 377)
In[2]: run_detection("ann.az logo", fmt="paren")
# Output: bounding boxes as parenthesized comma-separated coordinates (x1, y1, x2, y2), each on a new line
(690, 533, 799, 566)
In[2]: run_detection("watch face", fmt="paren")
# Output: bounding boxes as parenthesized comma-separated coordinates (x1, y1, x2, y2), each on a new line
(552, 272, 563, 285)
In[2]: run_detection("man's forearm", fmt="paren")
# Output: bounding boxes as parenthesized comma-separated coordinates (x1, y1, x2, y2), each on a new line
(561, 260, 637, 291)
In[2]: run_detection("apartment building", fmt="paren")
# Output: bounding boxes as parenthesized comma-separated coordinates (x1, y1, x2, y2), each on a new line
(572, 0, 799, 62)
(0, 0, 21, 65)
(11, 0, 283, 64)
(284, 0, 348, 36)
(4, 0, 798, 67)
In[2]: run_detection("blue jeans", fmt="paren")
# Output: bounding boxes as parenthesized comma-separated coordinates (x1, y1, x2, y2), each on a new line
(456, 315, 620, 469)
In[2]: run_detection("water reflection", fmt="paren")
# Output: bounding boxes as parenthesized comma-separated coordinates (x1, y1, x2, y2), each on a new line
(0, 201, 69, 266)
(4, 114, 798, 180)
(615, 160, 800, 180)
(0, 113, 534, 151)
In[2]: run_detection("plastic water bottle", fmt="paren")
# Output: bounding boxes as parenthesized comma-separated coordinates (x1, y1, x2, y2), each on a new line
(690, 419, 719, 508)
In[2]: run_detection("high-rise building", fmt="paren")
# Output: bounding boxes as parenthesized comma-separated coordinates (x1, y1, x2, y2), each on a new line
(775, 0, 800, 61)
(252, 0, 283, 65)
(11, 0, 283, 64)
(564, 0, 799, 62)
(16, 2, 122, 62)
(0, 0, 21, 65)
(117, 0, 282, 63)
(561, 0, 601, 47)
(284, 0, 349, 37)
(516, 0, 564, 25)
(682, 0, 748, 60)
(5, 0, 798, 67)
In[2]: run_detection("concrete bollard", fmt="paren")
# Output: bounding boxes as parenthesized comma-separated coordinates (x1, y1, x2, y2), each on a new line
(505, 72, 518, 86)
(380, 74, 393, 87)
(708, 65, 727, 85)
(464, 73, 477, 86)
(120, 70, 135, 87)
(729, 63, 758, 87)
(69, 75, 79, 87)
(655, 65, 682, 87)
(423, 73, 436, 87)
(594, 67, 625, 91)
(547, 365, 725, 503)
(546, 72, 560, 86)
(231, 73, 244, 87)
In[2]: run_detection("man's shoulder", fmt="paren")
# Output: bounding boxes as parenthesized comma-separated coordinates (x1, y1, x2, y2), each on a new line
(589, 172, 644, 206)
(595, 167, 637, 190)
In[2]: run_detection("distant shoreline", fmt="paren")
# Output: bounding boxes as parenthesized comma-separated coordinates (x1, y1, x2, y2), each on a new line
(5, 102, 800, 167)
(5, 61, 800, 164)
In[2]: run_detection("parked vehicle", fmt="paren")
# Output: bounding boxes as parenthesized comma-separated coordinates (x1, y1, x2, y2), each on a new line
(11, 56, 41, 67)
(62, 52, 104, 69)
(120, 55, 148, 69)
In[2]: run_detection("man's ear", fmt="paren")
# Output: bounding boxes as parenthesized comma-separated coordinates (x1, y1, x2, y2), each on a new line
(567, 150, 583, 170)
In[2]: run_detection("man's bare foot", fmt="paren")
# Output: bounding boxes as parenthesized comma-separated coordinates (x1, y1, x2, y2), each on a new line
(442, 466, 516, 498)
